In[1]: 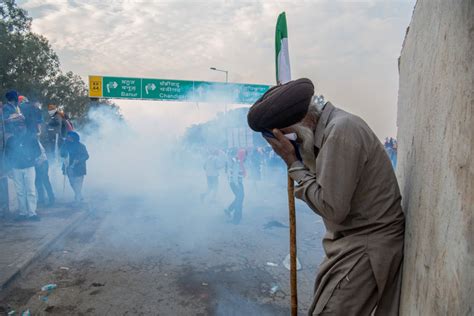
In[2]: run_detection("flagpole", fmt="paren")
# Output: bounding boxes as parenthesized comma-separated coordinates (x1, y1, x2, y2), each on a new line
(275, 11, 298, 316)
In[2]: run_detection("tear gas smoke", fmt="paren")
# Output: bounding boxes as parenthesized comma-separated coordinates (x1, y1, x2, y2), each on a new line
(62, 92, 323, 312)
(75, 97, 291, 250)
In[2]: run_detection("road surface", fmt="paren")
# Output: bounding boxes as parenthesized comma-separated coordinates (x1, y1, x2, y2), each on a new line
(1, 174, 326, 315)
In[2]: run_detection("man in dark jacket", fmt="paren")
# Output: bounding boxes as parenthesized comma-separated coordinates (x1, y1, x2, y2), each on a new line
(35, 141, 55, 207)
(60, 131, 89, 203)
(19, 96, 43, 136)
(3, 90, 24, 135)
(45, 104, 68, 161)
(5, 121, 42, 220)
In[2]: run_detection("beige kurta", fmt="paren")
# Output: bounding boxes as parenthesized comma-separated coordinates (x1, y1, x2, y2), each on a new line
(289, 102, 405, 315)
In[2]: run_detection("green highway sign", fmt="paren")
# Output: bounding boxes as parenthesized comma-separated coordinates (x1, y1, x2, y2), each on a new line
(102, 77, 141, 99)
(142, 78, 194, 101)
(90, 75, 270, 104)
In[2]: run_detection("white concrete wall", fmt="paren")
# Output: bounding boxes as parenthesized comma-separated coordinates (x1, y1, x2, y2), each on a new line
(396, 0, 473, 315)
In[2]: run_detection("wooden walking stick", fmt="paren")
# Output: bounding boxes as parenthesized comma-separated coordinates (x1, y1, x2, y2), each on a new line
(287, 173, 298, 315)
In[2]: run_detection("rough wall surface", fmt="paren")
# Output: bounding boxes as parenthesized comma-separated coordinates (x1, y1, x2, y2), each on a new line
(396, 0, 473, 315)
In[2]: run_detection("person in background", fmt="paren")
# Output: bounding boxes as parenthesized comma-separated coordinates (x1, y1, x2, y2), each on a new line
(18, 96, 43, 136)
(45, 104, 61, 160)
(224, 148, 246, 224)
(18, 96, 51, 208)
(35, 141, 55, 207)
(200, 149, 222, 203)
(390, 138, 398, 168)
(0, 101, 8, 219)
(45, 104, 74, 161)
(384, 137, 398, 169)
(5, 119, 41, 221)
(247, 147, 263, 188)
(3, 90, 24, 136)
(60, 131, 89, 204)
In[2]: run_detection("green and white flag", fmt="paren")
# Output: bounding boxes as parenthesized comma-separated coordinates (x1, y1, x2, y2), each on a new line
(275, 12, 291, 84)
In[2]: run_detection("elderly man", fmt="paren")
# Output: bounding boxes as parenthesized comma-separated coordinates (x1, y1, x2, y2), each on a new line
(248, 79, 405, 315)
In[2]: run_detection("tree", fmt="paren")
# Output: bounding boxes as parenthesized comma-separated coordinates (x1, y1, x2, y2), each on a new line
(0, 0, 59, 97)
(0, 0, 118, 123)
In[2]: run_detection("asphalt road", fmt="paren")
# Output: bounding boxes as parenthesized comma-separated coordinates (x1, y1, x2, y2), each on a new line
(0, 176, 326, 315)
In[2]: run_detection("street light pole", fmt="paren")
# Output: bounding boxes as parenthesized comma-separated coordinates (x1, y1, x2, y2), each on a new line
(210, 67, 228, 84)
(210, 67, 229, 113)
(210, 66, 230, 148)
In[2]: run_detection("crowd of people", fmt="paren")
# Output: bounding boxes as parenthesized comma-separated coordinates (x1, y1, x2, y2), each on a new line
(384, 137, 398, 168)
(200, 145, 286, 225)
(0, 90, 89, 221)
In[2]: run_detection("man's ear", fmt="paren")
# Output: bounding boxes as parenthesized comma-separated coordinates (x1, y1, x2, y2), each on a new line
(300, 113, 317, 130)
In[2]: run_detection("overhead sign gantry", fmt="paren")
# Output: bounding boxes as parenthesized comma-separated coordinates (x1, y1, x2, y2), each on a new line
(89, 75, 270, 104)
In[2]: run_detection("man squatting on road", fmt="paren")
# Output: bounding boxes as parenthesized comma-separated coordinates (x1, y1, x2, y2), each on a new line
(247, 78, 405, 315)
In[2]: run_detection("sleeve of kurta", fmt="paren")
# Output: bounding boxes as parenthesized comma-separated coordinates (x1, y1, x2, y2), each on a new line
(288, 129, 367, 224)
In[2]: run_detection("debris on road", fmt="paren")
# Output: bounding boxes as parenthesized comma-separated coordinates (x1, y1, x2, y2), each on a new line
(41, 284, 57, 291)
(283, 254, 302, 271)
(270, 285, 279, 295)
(263, 220, 289, 230)
(44, 306, 54, 312)
(91, 282, 105, 287)
(266, 262, 278, 267)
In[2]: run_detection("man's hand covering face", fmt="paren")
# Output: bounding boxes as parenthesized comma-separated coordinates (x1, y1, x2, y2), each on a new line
(264, 129, 298, 166)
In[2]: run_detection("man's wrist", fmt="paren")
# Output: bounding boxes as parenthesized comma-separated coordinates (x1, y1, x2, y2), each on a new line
(288, 160, 309, 183)
(284, 155, 298, 167)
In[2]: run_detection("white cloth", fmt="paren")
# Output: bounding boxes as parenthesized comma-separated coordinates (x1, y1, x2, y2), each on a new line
(12, 167, 37, 216)
(68, 175, 84, 201)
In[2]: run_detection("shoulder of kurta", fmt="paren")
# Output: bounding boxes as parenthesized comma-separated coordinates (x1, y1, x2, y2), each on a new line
(326, 114, 366, 142)
(323, 114, 372, 161)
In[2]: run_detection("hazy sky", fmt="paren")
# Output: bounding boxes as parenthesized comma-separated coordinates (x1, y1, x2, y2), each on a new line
(19, 0, 415, 139)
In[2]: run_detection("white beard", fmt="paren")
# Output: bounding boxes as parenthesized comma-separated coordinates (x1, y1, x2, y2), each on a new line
(292, 124, 316, 173)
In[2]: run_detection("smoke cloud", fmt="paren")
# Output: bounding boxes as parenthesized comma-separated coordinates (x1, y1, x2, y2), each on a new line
(60, 95, 324, 312)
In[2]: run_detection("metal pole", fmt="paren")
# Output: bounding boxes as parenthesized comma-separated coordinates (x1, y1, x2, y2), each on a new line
(210, 67, 229, 115)
(288, 174, 298, 315)
(225, 71, 228, 114)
